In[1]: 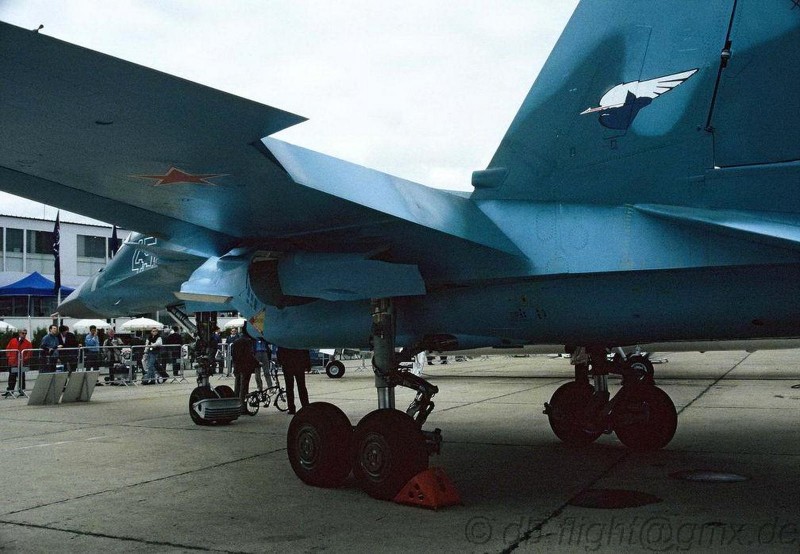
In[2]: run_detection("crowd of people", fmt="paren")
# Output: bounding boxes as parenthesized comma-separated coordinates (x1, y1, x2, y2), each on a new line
(2, 322, 311, 415)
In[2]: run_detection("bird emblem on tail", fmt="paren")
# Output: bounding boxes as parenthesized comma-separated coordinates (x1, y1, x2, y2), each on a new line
(581, 69, 698, 130)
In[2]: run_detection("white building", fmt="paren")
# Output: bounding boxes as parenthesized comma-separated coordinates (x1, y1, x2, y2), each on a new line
(0, 211, 129, 331)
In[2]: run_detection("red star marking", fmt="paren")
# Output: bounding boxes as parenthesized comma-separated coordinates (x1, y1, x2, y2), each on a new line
(132, 167, 226, 186)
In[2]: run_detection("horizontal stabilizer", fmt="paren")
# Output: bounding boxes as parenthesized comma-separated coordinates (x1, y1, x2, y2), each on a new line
(634, 204, 800, 251)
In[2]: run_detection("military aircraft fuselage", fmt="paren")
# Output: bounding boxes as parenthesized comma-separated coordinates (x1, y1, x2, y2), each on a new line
(60, 228, 800, 353)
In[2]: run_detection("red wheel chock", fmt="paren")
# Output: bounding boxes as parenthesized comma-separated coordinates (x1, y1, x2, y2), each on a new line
(392, 467, 462, 509)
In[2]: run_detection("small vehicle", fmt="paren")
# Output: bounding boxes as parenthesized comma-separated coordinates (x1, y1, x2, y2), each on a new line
(243, 364, 288, 415)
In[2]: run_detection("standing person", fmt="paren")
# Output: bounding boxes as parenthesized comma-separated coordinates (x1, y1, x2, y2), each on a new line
(209, 326, 221, 374)
(231, 330, 258, 410)
(143, 327, 162, 385)
(103, 327, 124, 383)
(4, 329, 32, 396)
(84, 325, 101, 372)
(164, 326, 183, 377)
(40, 325, 60, 372)
(276, 347, 310, 415)
(58, 325, 79, 373)
(224, 327, 239, 377)
(253, 335, 272, 391)
(129, 333, 145, 379)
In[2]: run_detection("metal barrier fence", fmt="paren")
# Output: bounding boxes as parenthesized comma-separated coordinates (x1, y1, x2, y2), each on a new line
(2, 341, 270, 399)
(2, 344, 190, 398)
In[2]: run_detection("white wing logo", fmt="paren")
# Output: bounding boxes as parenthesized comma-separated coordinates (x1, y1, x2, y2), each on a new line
(580, 69, 698, 130)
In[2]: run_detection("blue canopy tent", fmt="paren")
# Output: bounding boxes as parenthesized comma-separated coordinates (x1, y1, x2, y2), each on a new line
(0, 272, 74, 317)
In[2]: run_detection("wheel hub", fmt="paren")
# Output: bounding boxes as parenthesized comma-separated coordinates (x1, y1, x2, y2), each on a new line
(360, 432, 389, 478)
(297, 425, 321, 470)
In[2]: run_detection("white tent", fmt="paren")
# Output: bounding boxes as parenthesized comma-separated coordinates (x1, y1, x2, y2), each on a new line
(223, 317, 247, 330)
(119, 318, 164, 332)
(0, 321, 17, 332)
(73, 319, 113, 334)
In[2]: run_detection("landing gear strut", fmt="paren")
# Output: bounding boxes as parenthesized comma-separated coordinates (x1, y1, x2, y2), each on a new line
(350, 299, 441, 498)
(286, 298, 442, 499)
(544, 346, 677, 451)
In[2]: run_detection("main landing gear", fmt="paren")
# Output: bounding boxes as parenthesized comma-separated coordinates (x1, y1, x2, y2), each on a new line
(287, 299, 442, 499)
(544, 347, 677, 451)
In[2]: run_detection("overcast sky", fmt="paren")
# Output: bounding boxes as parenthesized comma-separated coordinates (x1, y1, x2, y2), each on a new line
(0, 0, 578, 224)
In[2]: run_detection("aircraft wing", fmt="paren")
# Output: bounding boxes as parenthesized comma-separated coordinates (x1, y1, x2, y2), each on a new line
(0, 22, 521, 280)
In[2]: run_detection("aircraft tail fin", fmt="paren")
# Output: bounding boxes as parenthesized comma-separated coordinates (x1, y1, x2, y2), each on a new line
(475, 0, 800, 207)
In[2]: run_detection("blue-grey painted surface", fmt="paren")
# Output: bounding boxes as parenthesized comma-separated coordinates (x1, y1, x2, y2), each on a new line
(2, 1, 799, 351)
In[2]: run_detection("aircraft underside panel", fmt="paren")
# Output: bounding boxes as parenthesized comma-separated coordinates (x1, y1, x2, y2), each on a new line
(263, 263, 800, 349)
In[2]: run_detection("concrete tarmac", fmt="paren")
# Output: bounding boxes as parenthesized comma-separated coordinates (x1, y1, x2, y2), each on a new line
(1, 351, 799, 553)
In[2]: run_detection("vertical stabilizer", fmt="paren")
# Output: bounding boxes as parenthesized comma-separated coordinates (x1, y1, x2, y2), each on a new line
(475, 0, 787, 204)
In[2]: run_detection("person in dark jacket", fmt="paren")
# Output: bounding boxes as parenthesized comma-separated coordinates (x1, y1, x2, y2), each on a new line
(231, 331, 259, 408)
(58, 325, 79, 373)
(40, 325, 60, 373)
(164, 326, 183, 376)
(209, 326, 222, 374)
(276, 347, 310, 415)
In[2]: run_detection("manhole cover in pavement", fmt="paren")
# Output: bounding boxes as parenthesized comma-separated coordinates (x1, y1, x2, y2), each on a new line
(669, 470, 749, 483)
(569, 489, 662, 509)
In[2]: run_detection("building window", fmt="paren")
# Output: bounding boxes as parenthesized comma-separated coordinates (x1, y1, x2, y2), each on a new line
(6, 228, 23, 252)
(78, 235, 106, 258)
(26, 229, 54, 254)
(4, 228, 24, 272)
(5, 228, 24, 272)
(77, 234, 107, 276)
(25, 230, 55, 274)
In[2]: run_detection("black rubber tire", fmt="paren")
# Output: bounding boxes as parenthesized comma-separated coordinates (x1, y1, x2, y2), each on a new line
(244, 392, 260, 416)
(614, 385, 677, 451)
(325, 360, 346, 379)
(547, 381, 602, 446)
(189, 386, 216, 426)
(274, 390, 288, 412)
(214, 385, 235, 398)
(287, 402, 353, 488)
(352, 409, 429, 500)
(625, 355, 655, 386)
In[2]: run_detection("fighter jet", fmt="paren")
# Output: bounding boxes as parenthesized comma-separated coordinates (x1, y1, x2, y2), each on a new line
(1, 0, 799, 500)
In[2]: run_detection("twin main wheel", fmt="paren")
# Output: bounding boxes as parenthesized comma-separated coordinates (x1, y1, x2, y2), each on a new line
(287, 404, 428, 499)
(287, 403, 354, 488)
(546, 381, 602, 446)
(546, 381, 677, 451)
(352, 409, 428, 500)
(613, 384, 677, 451)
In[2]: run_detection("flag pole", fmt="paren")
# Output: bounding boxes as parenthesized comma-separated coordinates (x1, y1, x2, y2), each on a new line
(53, 211, 62, 327)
